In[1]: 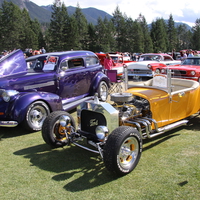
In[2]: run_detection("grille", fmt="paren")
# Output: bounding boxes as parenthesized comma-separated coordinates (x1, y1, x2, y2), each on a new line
(81, 110, 107, 133)
(171, 70, 187, 75)
(128, 69, 152, 74)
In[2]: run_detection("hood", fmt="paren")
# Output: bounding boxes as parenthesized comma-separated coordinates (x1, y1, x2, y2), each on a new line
(168, 65, 199, 71)
(0, 49, 27, 77)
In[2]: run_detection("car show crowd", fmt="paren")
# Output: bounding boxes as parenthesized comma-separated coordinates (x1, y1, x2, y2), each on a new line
(1, 48, 200, 62)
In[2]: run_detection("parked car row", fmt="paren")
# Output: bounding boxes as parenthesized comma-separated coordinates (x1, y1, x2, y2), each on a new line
(150, 56, 200, 82)
(127, 53, 181, 78)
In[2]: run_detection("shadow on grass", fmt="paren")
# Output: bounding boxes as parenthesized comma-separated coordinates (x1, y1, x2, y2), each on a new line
(14, 143, 119, 191)
(12, 128, 183, 192)
(0, 126, 33, 140)
(185, 114, 200, 131)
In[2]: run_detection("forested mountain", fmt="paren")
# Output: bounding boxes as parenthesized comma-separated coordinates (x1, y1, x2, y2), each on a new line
(1, 0, 199, 54)
(0, 0, 112, 24)
(0, 0, 190, 28)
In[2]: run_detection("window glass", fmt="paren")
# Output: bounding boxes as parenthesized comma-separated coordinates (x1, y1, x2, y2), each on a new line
(68, 58, 84, 68)
(27, 59, 44, 71)
(85, 56, 99, 66)
(43, 56, 58, 70)
(60, 60, 68, 71)
(164, 56, 172, 61)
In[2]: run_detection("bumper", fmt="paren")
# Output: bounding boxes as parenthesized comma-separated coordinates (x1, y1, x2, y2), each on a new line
(128, 73, 153, 77)
(0, 121, 18, 127)
(163, 75, 198, 81)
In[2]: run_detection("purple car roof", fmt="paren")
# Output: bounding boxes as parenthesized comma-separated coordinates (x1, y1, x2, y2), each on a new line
(26, 50, 97, 62)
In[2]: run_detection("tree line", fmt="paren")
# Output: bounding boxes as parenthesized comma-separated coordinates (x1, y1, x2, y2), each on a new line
(1, 0, 200, 54)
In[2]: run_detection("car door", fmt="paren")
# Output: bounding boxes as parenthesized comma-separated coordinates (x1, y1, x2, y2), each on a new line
(169, 87, 200, 122)
(57, 57, 91, 100)
(168, 91, 190, 122)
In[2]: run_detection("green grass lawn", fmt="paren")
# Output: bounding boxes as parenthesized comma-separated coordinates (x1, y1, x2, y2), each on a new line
(0, 114, 200, 200)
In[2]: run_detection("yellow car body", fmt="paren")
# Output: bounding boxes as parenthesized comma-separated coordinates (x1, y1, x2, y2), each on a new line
(126, 77, 200, 128)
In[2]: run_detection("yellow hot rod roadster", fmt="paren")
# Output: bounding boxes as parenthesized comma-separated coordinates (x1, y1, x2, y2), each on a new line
(42, 73, 200, 176)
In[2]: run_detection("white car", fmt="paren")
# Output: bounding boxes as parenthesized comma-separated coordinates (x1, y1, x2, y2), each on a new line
(127, 53, 181, 78)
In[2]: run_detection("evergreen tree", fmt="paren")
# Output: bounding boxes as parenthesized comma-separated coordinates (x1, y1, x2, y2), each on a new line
(151, 18, 168, 52)
(137, 14, 153, 53)
(167, 14, 177, 52)
(48, 1, 70, 51)
(123, 17, 135, 53)
(112, 6, 126, 52)
(192, 18, 200, 50)
(20, 9, 38, 50)
(176, 24, 192, 50)
(31, 19, 45, 50)
(66, 15, 79, 50)
(95, 17, 116, 52)
(0, 1, 23, 50)
(87, 23, 97, 52)
(132, 19, 144, 53)
(73, 3, 88, 49)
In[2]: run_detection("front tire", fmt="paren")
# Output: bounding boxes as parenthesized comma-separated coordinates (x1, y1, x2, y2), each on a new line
(97, 81, 108, 101)
(103, 126, 142, 176)
(22, 101, 50, 131)
(42, 111, 76, 148)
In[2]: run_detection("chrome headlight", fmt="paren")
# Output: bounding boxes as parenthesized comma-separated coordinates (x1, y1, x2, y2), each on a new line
(147, 64, 151, 69)
(59, 115, 71, 127)
(2, 90, 19, 102)
(95, 125, 109, 141)
(161, 69, 166, 74)
(190, 71, 195, 76)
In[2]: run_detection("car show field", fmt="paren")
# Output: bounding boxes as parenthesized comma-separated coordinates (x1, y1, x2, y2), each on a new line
(0, 52, 200, 199)
(0, 101, 199, 199)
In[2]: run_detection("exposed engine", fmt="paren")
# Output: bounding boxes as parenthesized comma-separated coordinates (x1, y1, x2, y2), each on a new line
(110, 93, 152, 123)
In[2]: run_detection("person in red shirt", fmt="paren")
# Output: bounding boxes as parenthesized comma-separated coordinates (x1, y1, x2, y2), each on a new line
(104, 53, 116, 70)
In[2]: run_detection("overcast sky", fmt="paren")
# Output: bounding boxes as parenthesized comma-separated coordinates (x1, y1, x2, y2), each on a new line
(30, 0, 200, 26)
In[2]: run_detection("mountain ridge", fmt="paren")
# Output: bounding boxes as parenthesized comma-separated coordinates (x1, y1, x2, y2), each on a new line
(0, 0, 112, 24)
(0, 0, 191, 29)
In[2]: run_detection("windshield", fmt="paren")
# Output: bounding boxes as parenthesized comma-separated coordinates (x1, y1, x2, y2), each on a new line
(182, 58, 200, 66)
(139, 55, 162, 61)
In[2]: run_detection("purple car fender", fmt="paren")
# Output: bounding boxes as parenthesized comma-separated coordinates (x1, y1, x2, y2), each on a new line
(9, 92, 62, 123)
(90, 71, 110, 93)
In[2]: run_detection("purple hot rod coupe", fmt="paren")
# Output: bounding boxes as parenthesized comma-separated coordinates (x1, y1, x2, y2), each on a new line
(0, 49, 109, 131)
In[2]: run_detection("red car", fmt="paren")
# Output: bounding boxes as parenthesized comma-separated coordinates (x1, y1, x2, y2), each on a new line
(151, 57, 200, 81)
(96, 53, 135, 75)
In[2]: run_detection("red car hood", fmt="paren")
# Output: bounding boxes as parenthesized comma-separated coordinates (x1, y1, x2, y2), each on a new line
(167, 65, 200, 71)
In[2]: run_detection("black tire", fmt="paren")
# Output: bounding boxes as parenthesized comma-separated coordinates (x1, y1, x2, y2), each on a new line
(22, 101, 50, 131)
(103, 126, 142, 176)
(42, 111, 76, 148)
(97, 81, 108, 101)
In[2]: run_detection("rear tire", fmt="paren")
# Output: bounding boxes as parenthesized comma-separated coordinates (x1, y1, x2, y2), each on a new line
(103, 126, 142, 176)
(42, 111, 76, 148)
(97, 81, 108, 101)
